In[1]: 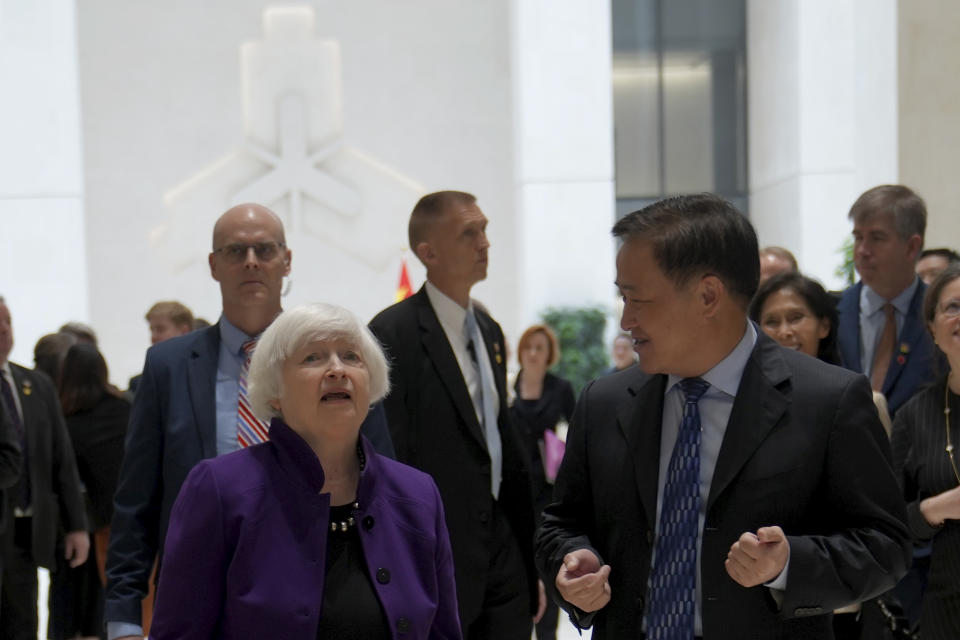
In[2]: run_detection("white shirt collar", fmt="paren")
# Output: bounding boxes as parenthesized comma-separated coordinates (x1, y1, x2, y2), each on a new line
(666, 321, 757, 399)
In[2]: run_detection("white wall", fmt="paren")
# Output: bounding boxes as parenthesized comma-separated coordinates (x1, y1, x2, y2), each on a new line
(747, 0, 898, 288)
(512, 0, 616, 341)
(0, 0, 87, 368)
(4, 0, 613, 383)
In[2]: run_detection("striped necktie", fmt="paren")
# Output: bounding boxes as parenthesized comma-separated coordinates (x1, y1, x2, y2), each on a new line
(237, 338, 269, 447)
(646, 377, 709, 640)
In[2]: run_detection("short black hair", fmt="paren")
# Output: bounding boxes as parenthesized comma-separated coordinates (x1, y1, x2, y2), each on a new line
(612, 194, 760, 307)
(749, 272, 840, 365)
(920, 247, 960, 263)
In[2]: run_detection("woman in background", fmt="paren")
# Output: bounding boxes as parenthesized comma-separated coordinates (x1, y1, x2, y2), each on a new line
(51, 342, 129, 640)
(891, 265, 960, 638)
(749, 271, 839, 364)
(510, 324, 574, 640)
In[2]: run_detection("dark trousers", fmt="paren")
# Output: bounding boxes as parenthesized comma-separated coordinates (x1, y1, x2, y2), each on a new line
(0, 517, 38, 640)
(464, 503, 532, 640)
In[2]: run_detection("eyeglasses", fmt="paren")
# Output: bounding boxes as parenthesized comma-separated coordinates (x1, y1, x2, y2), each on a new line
(212, 242, 285, 264)
(938, 298, 960, 318)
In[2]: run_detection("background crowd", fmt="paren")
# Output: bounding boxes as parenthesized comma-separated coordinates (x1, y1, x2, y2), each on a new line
(0, 183, 957, 639)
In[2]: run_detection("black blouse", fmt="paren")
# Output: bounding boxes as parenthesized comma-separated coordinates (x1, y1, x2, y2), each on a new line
(510, 371, 575, 501)
(316, 503, 390, 640)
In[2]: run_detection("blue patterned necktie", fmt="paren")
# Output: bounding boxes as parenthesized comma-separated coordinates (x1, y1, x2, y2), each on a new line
(646, 377, 709, 640)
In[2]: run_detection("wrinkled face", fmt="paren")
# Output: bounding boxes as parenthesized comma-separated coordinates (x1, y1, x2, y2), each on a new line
(916, 254, 950, 286)
(520, 332, 551, 371)
(930, 278, 960, 362)
(424, 203, 490, 288)
(209, 208, 291, 310)
(0, 303, 12, 364)
(148, 317, 190, 345)
(273, 338, 371, 439)
(758, 288, 829, 358)
(616, 239, 702, 376)
(852, 215, 920, 292)
(759, 254, 793, 285)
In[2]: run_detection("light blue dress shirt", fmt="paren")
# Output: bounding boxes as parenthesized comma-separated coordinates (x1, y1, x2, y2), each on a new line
(215, 315, 256, 456)
(858, 278, 919, 376)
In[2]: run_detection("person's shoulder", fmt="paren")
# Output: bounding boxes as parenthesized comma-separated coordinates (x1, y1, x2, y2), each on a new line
(896, 375, 942, 415)
(370, 293, 422, 329)
(371, 454, 441, 502)
(186, 444, 274, 495)
(584, 365, 652, 404)
(148, 325, 217, 362)
(10, 363, 56, 398)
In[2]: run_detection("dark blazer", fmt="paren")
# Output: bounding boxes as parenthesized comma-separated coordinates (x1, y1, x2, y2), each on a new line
(369, 287, 538, 625)
(150, 422, 460, 640)
(65, 393, 129, 529)
(0, 388, 23, 534)
(890, 376, 960, 638)
(836, 280, 940, 414)
(105, 323, 395, 627)
(7, 364, 87, 569)
(536, 333, 911, 639)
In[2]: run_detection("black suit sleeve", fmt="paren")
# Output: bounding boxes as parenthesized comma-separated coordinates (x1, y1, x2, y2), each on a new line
(780, 373, 911, 613)
(37, 371, 87, 534)
(105, 352, 165, 626)
(0, 399, 21, 489)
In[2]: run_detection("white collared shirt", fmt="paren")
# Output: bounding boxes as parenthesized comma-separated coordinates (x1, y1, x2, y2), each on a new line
(424, 281, 500, 424)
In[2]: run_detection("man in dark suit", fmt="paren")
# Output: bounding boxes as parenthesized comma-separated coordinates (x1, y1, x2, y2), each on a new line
(0, 296, 88, 640)
(836, 185, 939, 417)
(104, 204, 394, 640)
(535, 195, 911, 639)
(370, 191, 540, 639)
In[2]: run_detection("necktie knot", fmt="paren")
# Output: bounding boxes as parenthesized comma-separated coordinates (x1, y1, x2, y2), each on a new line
(678, 377, 709, 405)
(241, 338, 257, 358)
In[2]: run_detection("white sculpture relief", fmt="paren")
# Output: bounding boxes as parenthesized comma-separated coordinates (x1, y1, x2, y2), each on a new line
(158, 6, 423, 273)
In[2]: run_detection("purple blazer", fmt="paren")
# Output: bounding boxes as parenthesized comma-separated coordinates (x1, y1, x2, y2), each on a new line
(150, 419, 461, 639)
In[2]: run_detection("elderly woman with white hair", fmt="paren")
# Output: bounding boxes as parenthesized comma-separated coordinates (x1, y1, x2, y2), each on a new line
(148, 303, 461, 639)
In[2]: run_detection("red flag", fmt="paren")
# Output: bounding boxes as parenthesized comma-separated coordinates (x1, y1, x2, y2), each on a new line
(395, 259, 413, 302)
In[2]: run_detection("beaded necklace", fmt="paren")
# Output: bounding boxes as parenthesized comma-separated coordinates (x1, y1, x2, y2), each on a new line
(946, 376, 960, 485)
(329, 443, 366, 533)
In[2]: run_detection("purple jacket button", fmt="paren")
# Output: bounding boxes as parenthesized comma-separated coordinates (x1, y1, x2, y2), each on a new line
(363, 515, 375, 529)
(376, 567, 391, 584)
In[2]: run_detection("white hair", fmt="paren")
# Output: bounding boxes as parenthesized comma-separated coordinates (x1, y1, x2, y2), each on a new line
(247, 303, 390, 421)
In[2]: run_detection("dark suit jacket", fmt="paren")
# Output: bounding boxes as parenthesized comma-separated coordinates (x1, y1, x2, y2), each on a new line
(369, 287, 538, 625)
(7, 364, 87, 569)
(104, 323, 395, 626)
(837, 280, 940, 415)
(536, 333, 911, 639)
(150, 422, 460, 640)
(65, 393, 130, 529)
(0, 392, 22, 533)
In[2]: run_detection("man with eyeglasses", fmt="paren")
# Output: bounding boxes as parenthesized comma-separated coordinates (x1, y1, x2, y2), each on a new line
(104, 203, 393, 640)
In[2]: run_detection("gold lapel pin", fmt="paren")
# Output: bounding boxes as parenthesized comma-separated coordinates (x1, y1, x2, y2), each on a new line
(22, 380, 32, 396)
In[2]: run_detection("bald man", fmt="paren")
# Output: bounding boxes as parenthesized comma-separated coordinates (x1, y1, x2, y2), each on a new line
(104, 204, 393, 639)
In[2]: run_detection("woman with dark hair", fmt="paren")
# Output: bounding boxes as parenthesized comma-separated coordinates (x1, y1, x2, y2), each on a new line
(749, 271, 840, 364)
(890, 264, 960, 638)
(49, 343, 130, 640)
(510, 324, 574, 640)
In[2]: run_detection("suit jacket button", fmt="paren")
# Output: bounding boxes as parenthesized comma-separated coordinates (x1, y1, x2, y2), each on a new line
(396, 616, 411, 633)
(376, 567, 391, 584)
(478, 510, 489, 524)
(363, 515, 375, 529)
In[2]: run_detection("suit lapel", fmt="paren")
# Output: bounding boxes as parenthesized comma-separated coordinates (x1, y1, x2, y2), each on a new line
(186, 326, 220, 458)
(617, 371, 665, 528)
(882, 281, 926, 394)
(474, 308, 507, 407)
(414, 290, 487, 450)
(837, 283, 863, 372)
(10, 365, 40, 461)
(707, 336, 789, 512)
